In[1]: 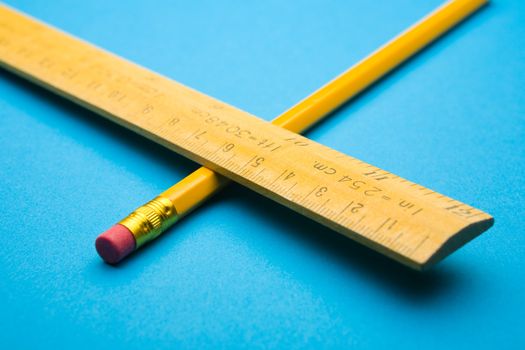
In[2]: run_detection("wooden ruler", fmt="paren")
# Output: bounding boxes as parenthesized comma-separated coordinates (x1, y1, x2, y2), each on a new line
(0, 5, 493, 270)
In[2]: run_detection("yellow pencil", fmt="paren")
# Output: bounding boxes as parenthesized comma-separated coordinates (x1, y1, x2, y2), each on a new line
(96, 0, 488, 264)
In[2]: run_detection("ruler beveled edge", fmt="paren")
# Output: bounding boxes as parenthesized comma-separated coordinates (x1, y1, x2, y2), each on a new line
(421, 217, 495, 270)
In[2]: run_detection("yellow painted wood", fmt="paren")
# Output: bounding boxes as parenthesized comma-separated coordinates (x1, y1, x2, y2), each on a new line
(0, 1, 493, 270)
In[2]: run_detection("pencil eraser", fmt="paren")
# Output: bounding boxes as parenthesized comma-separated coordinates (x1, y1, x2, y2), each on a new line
(95, 224, 136, 264)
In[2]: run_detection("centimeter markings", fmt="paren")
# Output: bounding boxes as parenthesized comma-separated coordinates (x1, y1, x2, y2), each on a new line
(0, 5, 493, 270)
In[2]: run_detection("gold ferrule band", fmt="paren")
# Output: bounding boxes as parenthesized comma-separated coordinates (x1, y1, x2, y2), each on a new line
(119, 196, 178, 248)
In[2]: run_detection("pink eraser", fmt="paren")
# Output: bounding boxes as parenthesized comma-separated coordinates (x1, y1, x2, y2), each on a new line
(95, 224, 136, 264)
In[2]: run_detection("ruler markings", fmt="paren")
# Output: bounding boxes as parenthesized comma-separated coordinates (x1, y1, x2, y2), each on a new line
(254, 168, 265, 177)
(388, 219, 398, 230)
(411, 208, 423, 216)
(374, 218, 391, 235)
(411, 235, 430, 257)
(270, 169, 287, 186)
(239, 155, 257, 171)
(303, 186, 319, 201)
(285, 182, 297, 195)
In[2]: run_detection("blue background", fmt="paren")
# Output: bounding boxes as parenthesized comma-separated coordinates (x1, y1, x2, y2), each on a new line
(0, 0, 523, 348)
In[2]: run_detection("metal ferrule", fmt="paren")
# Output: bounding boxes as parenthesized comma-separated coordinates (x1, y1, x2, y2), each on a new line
(119, 196, 178, 248)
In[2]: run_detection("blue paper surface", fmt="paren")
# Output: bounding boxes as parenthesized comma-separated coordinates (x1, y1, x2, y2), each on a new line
(0, 0, 524, 348)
